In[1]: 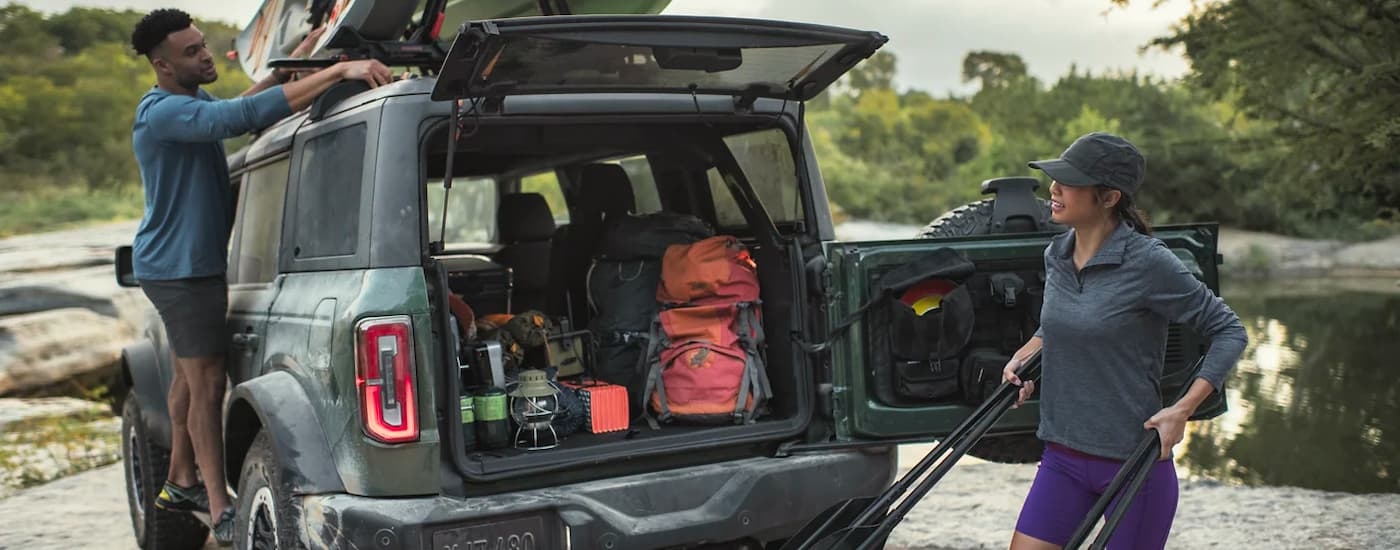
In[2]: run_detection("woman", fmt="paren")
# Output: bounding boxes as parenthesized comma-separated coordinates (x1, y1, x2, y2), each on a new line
(1002, 132, 1248, 550)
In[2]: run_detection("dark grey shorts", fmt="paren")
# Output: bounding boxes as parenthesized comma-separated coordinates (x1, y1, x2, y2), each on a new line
(139, 276, 229, 358)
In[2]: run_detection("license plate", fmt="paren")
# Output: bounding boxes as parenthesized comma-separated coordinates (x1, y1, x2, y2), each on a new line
(430, 515, 553, 550)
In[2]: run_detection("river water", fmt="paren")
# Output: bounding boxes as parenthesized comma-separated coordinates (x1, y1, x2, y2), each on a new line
(1180, 279, 1400, 494)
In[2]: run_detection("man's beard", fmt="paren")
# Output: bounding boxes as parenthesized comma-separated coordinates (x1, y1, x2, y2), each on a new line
(176, 68, 217, 91)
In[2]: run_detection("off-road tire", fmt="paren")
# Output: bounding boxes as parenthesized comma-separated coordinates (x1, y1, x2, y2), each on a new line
(917, 198, 1059, 239)
(122, 398, 211, 550)
(919, 197, 1057, 464)
(234, 430, 304, 550)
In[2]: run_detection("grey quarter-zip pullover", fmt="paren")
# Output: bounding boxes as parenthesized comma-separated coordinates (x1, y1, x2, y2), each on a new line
(1033, 221, 1248, 460)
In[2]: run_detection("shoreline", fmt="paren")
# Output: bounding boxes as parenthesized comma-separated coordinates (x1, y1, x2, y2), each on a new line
(832, 220, 1400, 281)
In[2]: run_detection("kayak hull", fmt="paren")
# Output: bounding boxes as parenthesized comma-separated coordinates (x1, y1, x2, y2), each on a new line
(234, 0, 672, 81)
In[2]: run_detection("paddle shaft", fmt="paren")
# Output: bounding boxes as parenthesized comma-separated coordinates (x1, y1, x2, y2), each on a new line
(822, 353, 1041, 549)
(1062, 428, 1161, 548)
(1089, 431, 1162, 549)
(859, 377, 1025, 548)
(1063, 357, 1206, 549)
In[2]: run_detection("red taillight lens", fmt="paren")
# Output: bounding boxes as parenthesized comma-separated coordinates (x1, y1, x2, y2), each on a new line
(355, 316, 419, 444)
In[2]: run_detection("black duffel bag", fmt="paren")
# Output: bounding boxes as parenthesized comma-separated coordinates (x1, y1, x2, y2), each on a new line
(587, 212, 713, 410)
(595, 212, 714, 261)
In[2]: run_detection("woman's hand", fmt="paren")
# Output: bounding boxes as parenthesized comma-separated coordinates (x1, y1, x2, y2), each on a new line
(1144, 405, 1191, 460)
(1003, 356, 1034, 408)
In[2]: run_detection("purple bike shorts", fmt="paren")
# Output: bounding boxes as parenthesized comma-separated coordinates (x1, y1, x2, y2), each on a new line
(1015, 442, 1178, 549)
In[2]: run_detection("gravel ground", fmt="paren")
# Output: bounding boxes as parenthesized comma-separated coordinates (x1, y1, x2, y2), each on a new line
(1, 444, 1396, 550)
(884, 445, 1400, 550)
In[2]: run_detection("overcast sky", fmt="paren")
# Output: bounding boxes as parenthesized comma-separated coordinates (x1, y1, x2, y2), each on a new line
(15, 0, 1194, 95)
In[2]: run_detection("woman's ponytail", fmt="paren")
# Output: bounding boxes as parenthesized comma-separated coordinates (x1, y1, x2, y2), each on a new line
(1096, 186, 1153, 236)
(1117, 194, 1153, 236)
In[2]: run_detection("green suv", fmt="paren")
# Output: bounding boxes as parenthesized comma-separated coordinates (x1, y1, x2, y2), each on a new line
(113, 14, 1226, 550)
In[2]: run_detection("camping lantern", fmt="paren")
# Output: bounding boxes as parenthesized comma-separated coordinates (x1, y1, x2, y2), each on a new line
(508, 369, 560, 450)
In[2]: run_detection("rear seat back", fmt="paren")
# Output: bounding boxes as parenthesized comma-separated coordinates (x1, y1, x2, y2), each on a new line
(497, 192, 555, 313)
(549, 164, 637, 320)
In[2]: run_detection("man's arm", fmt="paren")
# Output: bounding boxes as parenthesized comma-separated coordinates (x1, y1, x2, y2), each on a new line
(145, 87, 294, 143)
(279, 59, 393, 112)
(146, 59, 392, 143)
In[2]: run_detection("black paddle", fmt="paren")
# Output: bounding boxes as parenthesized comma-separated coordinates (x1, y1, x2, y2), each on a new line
(781, 351, 1043, 550)
(1063, 356, 1207, 549)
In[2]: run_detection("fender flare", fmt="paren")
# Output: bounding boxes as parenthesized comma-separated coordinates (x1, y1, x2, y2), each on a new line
(226, 370, 346, 495)
(121, 341, 173, 448)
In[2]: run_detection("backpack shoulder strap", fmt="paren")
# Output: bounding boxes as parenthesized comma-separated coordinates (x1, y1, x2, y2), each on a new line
(734, 303, 773, 424)
(637, 313, 670, 430)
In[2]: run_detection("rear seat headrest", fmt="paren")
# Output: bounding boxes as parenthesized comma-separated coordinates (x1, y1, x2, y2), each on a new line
(578, 164, 636, 219)
(498, 193, 556, 244)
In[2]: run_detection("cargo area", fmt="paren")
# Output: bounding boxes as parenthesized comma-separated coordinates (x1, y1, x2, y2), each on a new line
(417, 115, 818, 480)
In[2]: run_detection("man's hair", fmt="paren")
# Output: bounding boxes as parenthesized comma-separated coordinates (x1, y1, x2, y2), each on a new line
(131, 8, 193, 58)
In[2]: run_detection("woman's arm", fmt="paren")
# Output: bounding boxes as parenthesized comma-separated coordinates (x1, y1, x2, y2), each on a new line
(1142, 242, 1249, 458)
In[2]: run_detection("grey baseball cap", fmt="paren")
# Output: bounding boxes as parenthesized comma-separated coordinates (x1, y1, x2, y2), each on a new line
(1028, 132, 1146, 197)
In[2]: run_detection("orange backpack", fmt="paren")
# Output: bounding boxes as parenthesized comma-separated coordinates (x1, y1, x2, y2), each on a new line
(639, 236, 772, 426)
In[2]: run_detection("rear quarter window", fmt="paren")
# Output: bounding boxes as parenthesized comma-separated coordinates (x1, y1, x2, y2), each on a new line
(294, 123, 367, 258)
(708, 128, 803, 228)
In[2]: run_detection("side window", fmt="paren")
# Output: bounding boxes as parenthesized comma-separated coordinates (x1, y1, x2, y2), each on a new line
(234, 159, 291, 284)
(706, 168, 748, 228)
(521, 171, 569, 225)
(708, 128, 804, 229)
(294, 123, 367, 258)
(426, 177, 498, 246)
(612, 156, 663, 214)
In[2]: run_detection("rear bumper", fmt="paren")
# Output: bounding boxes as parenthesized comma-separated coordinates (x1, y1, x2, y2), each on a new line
(297, 448, 896, 549)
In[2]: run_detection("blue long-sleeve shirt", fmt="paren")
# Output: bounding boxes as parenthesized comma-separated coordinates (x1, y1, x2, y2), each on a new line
(130, 85, 292, 280)
(1033, 221, 1248, 460)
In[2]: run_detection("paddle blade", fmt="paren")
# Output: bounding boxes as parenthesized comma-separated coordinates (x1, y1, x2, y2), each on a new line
(780, 497, 876, 550)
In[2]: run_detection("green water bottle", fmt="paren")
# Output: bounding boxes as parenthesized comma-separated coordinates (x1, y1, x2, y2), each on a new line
(459, 394, 477, 452)
(474, 387, 510, 450)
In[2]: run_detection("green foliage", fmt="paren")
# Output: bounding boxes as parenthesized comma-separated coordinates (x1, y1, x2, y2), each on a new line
(2, 4, 1395, 240)
(1117, 0, 1400, 235)
(0, 184, 144, 237)
(813, 49, 1263, 230)
(0, 3, 251, 200)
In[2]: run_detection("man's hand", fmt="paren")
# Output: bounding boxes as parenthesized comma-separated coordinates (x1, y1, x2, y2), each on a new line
(289, 26, 326, 58)
(269, 27, 327, 86)
(337, 59, 394, 88)
(281, 58, 393, 111)
(1144, 405, 1190, 460)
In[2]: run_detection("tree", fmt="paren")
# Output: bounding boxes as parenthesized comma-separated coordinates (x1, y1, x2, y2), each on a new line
(962, 50, 1029, 90)
(0, 7, 251, 191)
(843, 50, 897, 95)
(1119, 0, 1400, 235)
(45, 7, 145, 53)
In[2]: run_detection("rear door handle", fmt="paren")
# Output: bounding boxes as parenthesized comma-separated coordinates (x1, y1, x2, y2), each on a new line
(231, 332, 260, 350)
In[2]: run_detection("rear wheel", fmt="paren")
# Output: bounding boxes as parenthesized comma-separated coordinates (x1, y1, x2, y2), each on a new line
(234, 430, 304, 550)
(920, 195, 1058, 464)
(122, 398, 211, 550)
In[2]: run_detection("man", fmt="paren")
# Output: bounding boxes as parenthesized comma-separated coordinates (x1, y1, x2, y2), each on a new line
(128, 8, 391, 545)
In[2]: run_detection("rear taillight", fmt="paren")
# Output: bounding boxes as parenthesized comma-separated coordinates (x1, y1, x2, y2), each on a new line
(355, 316, 419, 444)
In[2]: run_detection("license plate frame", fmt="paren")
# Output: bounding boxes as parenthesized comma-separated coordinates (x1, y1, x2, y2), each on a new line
(428, 513, 558, 550)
